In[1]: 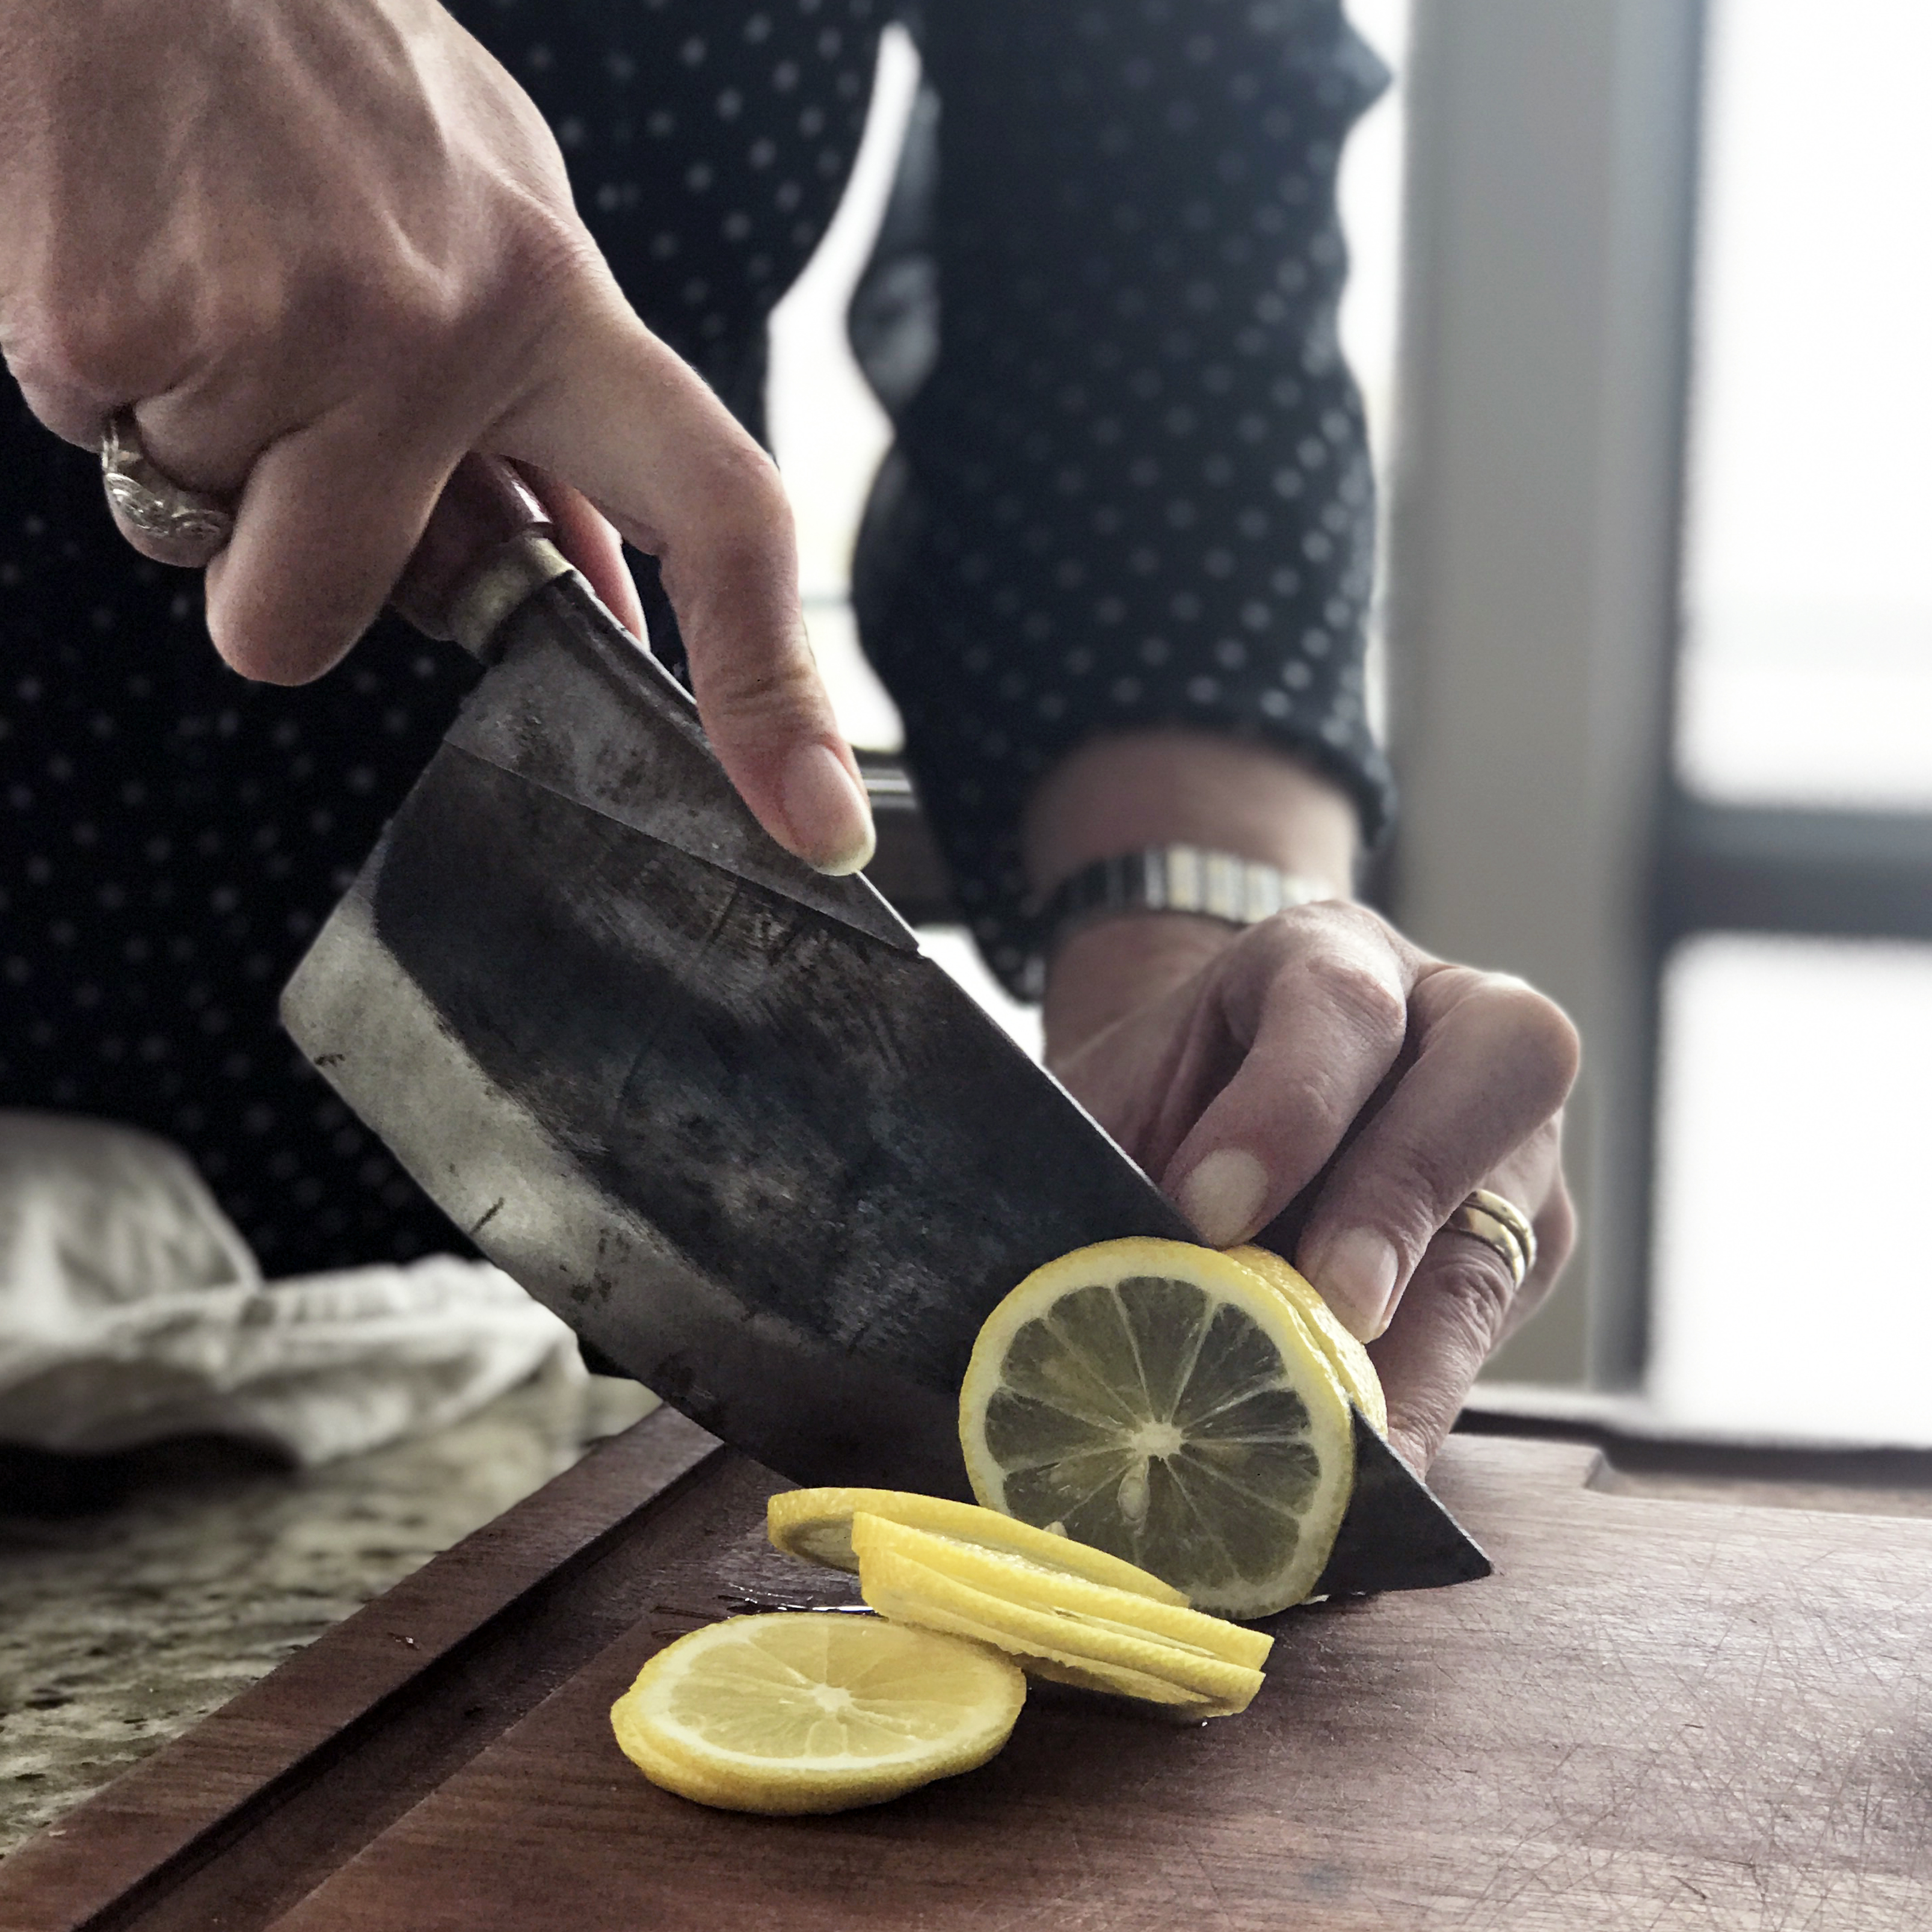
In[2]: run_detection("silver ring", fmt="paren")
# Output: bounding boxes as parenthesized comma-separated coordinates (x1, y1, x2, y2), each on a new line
(1444, 1188, 1538, 1291)
(100, 408, 235, 568)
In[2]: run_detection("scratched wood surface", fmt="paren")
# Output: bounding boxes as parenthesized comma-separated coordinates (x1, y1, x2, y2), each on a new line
(2, 1409, 1928, 1932)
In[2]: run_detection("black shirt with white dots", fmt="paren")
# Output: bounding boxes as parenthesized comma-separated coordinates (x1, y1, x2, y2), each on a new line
(0, 0, 1392, 1273)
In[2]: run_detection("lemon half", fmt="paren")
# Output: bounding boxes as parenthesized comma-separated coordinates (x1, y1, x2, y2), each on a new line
(1228, 1244, 1388, 1435)
(958, 1237, 1354, 1619)
(611, 1613, 1024, 1814)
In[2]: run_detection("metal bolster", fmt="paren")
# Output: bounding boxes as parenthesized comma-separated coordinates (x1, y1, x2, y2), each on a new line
(450, 536, 578, 663)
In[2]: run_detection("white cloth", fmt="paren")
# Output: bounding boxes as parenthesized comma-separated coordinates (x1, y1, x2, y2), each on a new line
(0, 1112, 581, 1465)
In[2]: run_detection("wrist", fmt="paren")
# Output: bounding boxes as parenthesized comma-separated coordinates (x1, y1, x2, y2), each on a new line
(1022, 728, 1358, 902)
(1024, 729, 1360, 1065)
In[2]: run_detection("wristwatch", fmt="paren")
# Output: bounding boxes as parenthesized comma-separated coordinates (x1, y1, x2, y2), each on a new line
(1032, 844, 1335, 963)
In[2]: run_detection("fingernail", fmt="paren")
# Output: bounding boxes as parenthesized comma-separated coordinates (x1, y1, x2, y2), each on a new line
(1175, 1148, 1270, 1249)
(1302, 1228, 1400, 1341)
(781, 743, 875, 876)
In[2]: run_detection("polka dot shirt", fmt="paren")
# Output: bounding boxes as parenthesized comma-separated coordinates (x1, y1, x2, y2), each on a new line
(0, 0, 1392, 1271)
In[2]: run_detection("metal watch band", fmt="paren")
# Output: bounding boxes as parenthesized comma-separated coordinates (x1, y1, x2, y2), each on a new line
(1034, 845, 1334, 960)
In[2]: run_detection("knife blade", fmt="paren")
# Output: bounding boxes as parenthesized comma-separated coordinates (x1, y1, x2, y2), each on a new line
(281, 457, 1489, 1589)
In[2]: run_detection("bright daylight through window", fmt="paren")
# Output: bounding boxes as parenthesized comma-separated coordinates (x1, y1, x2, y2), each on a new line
(1657, 0, 1932, 1444)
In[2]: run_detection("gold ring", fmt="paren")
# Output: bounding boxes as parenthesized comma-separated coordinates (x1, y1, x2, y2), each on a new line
(1443, 1189, 1537, 1291)
(99, 408, 236, 568)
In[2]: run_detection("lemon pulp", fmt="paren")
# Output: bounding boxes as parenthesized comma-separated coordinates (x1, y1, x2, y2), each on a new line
(611, 1613, 1024, 1814)
(958, 1237, 1354, 1618)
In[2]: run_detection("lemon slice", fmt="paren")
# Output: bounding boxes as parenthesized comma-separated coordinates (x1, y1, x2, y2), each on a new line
(958, 1237, 1355, 1619)
(768, 1486, 1187, 1605)
(1228, 1244, 1389, 1435)
(851, 1513, 1272, 1670)
(609, 1613, 1024, 1814)
(858, 1541, 1265, 1717)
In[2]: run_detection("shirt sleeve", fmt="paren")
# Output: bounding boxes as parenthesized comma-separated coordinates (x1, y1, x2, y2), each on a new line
(851, 0, 1395, 995)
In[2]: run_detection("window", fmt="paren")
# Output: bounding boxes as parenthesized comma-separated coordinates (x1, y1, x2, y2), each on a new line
(1393, 0, 1931, 1443)
(1651, 0, 1932, 1442)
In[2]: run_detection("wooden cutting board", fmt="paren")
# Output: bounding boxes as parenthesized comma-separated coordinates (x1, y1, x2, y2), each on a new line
(2, 1409, 1928, 1931)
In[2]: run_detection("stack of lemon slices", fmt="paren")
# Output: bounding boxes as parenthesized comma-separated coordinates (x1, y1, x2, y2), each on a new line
(611, 1238, 1384, 1815)
(780, 1489, 1273, 1714)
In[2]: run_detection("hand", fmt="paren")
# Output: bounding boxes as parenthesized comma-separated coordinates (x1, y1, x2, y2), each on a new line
(1027, 733, 1580, 1472)
(1047, 907, 1577, 1471)
(0, 0, 872, 874)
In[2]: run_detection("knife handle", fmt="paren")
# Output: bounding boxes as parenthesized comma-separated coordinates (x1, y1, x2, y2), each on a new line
(391, 455, 576, 663)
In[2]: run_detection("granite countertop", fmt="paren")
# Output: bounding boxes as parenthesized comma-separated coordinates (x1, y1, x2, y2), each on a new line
(0, 1366, 657, 1858)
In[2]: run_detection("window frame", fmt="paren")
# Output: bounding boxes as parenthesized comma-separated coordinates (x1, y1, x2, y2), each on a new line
(1379, 0, 1932, 1395)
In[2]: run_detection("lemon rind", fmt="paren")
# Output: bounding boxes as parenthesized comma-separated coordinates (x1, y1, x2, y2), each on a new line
(855, 1567, 1232, 1714)
(858, 1542, 1265, 1717)
(768, 1484, 1187, 1605)
(851, 1512, 1272, 1670)
(1228, 1244, 1389, 1435)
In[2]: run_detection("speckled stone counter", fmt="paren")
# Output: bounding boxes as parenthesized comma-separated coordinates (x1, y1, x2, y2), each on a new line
(0, 1367, 657, 1857)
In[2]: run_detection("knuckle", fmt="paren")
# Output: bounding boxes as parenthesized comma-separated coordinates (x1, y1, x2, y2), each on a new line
(1492, 982, 1583, 1089)
(1296, 946, 1407, 1047)
(704, 441, 795, 538)
(1421, 1238, 1518, 1356)
(707, 651, 816, 721)
(487, 209, 606, 331)
(11, 292, 155, 403)
(1305, 897, 1398, 950)
(1269, 1060, 1359, 1127)
(309, 262, 458, 372)
(1429, 971, 1581, 1119)
(1346, 1161, 1456, 1276)
(207, 620, 327, 686)
(206, 580, 357, 688)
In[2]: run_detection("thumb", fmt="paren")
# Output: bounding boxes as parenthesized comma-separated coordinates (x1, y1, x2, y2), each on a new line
(497, 294, 874, 876)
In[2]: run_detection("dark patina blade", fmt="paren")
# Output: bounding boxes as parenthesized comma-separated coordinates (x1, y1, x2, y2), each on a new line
(1309, 1407, 1494, 1597)
(283, 569, 1491, 1591)
(283, 574, 1193, 1496)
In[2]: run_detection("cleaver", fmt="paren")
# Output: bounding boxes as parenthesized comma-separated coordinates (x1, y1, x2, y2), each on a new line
(281, 458, 1487, 1598)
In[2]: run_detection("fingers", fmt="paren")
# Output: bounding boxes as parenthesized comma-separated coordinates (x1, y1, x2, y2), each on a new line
(496, 294, 874, 875)
(124, 285, 872, 877)
(1160, 904, 1418, 1247)
(1369, 1142, 1575, 1471)
(200, 408, 457, 684)
(1293, 967, 1580, 1341)
(512, 463, 645, 642)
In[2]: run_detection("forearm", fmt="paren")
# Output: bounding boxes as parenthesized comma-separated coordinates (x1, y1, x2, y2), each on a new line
(1021, 729, 1361, 1065)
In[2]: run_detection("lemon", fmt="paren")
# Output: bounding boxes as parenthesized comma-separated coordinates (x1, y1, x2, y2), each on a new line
(958, 1237, 1355, 1619)
(609, 1613, 1024, 1814)
(850, 1513, 1272, 1670)
(1228, 1244, 1388, 1435)
(857, 1540, 1265, 1717)
(768, 1486, 1187, 1605)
